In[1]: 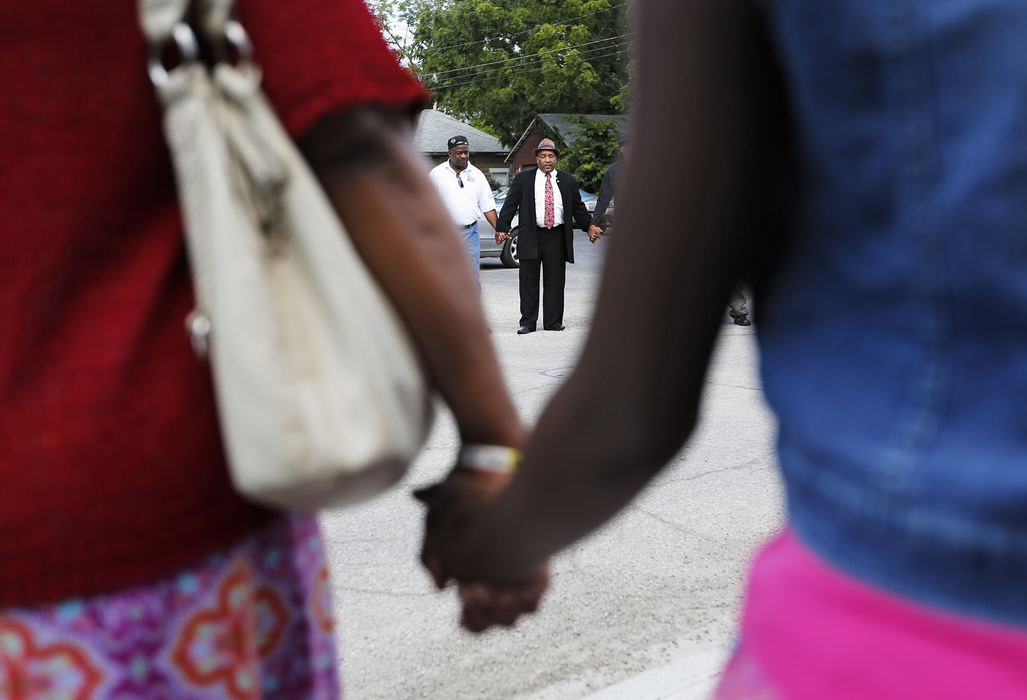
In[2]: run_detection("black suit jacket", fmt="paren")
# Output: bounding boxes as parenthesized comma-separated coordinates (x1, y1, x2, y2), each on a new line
(496, 168, 592, 263)
(591, 159, 622, 228)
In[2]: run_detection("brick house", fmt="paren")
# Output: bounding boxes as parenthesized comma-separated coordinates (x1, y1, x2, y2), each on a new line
(506, 113, 627, 176)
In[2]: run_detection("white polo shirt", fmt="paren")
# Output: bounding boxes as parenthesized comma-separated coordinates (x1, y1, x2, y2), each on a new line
(428, 160, 497, 227)
(533, 167, 564, 227)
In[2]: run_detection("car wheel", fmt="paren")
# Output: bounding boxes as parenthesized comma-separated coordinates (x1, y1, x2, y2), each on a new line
(500, 229, 519, 268)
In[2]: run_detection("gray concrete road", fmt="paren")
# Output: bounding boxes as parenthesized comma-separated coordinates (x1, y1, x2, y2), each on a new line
(319, 230, 785, 699)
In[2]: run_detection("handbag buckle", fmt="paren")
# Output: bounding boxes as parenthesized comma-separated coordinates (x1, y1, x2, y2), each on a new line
(223, 21, 254, 64)
(147, 22, 200, 88)
(185, 310, 212, 358)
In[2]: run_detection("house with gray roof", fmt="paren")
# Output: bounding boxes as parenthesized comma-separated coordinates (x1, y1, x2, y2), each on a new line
(415, 109, 511, 185)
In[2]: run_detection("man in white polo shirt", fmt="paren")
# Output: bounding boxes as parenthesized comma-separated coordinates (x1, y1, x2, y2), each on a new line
(428, 135, 499, 287)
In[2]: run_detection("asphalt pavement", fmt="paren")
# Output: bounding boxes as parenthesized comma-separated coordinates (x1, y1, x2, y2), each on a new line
(319, 229, 785, 699)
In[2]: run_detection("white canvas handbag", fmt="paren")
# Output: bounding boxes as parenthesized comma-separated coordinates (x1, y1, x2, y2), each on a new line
(139, 0, 434, 510)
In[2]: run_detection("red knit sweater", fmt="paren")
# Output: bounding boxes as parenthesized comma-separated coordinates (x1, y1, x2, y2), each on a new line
(0, 0, 426, 607)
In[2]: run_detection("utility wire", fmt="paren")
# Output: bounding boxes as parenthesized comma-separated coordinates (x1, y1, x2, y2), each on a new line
(428, 42, 630, 89)
(430, 47, 629, 91)
(431, 2, 628, 52)
(427, 32, 633, 79)
(431, 47, 629, 91)
(426, 38, 631, 87)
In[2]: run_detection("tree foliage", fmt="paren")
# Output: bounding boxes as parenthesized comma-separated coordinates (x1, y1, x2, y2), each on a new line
(367, 0, 630, 146)
(560, 117, 621, 194)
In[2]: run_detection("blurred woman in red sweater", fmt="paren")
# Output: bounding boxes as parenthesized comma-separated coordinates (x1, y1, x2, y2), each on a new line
(0, 1, 524, 696)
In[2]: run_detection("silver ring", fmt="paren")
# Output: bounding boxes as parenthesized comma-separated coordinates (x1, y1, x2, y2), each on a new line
(147, 22, 200, 88)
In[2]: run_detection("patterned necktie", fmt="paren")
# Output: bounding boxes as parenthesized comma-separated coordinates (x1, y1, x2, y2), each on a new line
(544, 172, 555, 228)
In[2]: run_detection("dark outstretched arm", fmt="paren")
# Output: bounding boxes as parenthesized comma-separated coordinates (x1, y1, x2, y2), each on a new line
(495, 173, 524, 234)
(568, 178, 592, 232)
(441, 0, 784, 582)
(591, 165, 616, 228)
(300, 109, 524, 449)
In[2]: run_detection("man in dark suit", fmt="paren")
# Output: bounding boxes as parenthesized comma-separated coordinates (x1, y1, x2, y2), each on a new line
(588, 131, 630, 243)
(496, 138, 592, 334)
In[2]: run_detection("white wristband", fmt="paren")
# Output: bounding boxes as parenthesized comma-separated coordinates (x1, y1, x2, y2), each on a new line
(456, 444, 522, 475)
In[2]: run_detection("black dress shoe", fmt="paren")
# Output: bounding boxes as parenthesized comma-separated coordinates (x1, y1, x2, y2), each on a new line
(517, 325, 535, 334)
(544, 324, 566, 331)
(732, 315, 752, 327)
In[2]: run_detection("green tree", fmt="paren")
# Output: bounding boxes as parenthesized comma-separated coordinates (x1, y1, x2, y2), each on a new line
(366, 0, 430, 69)
(367, 0, 630, 146)
(559, 116, 620, 194)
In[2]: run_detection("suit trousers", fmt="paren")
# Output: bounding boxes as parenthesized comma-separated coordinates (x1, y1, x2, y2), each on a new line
(519, 225, 567, 329)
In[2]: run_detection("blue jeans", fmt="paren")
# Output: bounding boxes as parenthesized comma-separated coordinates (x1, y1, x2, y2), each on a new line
(462, 222, 480, 288)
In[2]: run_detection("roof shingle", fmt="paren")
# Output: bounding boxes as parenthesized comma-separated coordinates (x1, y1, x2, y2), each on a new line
(414, 109, 506, 155)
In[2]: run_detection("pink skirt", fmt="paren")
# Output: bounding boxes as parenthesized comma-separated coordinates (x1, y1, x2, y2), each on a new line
(0, 514, 340, 699)
(715, 529, 1027, 699)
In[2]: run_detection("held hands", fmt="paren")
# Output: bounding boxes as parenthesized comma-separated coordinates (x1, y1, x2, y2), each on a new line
(415, 469, 548, 633)
(588, 224, 603, 244)
(495, 231, 511, 245)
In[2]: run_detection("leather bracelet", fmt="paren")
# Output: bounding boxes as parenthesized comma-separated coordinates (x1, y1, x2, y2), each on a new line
(456, 444, 522, 476)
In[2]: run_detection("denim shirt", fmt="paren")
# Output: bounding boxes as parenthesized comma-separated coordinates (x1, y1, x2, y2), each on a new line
(756, 1, 1027, 625)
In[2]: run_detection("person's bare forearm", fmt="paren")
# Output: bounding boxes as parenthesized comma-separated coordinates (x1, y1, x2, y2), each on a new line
(446, 0, 781, 581)
(301, 109, 524, 448)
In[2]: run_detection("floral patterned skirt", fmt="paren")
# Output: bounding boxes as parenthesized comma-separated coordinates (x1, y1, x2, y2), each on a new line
(0, 513, 340, 700)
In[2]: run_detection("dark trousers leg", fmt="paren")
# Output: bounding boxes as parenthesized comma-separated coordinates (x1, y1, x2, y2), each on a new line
(519, 256, 541, 329)
(539, 228, 567, 328)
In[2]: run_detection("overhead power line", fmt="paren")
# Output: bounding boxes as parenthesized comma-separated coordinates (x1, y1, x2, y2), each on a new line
(429, 47, 629, 91)
(432, 2, 628, 52)
(430, 47, 629, 91)
(426, 38, 631, 88)
(427, 32, 634, 79)
(427, 41, 630, 90)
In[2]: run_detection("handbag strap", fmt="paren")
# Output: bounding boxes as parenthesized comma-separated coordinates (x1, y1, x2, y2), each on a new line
(197, 0, 234, 38)
(139, 0, 192, 44)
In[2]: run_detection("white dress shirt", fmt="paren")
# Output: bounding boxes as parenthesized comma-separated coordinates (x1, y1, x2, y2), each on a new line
(428, 161, 497, 227)
(533, 168, 564, 228)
